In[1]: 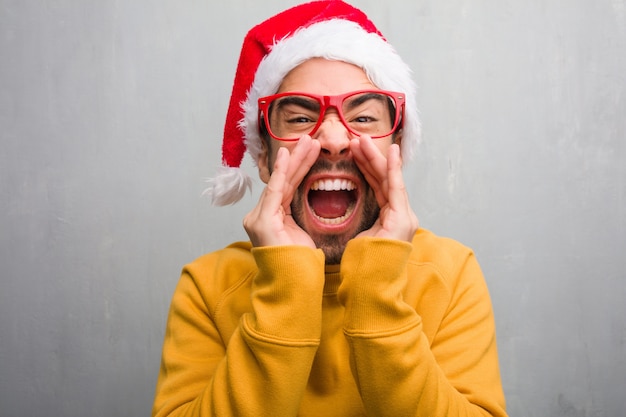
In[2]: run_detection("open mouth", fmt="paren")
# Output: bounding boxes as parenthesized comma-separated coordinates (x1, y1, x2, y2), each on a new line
(307, 178, 358, 225)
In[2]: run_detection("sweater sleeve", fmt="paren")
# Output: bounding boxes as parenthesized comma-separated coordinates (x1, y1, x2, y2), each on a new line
(152, 246, 325, 417)
(337, 237, 507, 417)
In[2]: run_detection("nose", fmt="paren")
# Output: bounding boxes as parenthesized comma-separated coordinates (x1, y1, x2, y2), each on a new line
(312, 111, 353, 160)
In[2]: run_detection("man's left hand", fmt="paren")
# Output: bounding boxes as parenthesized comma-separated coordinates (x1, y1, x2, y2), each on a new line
(350, 135, 419, 242)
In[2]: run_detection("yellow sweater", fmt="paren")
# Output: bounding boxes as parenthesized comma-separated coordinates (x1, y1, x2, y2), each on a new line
(153, 229, 507, 416)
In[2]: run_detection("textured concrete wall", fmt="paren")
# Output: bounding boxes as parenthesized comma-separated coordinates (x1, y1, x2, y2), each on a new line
(1, 1, 625, 416)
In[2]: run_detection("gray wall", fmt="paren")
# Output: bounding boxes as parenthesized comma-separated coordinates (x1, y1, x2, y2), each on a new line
(1, 1, 624, 416)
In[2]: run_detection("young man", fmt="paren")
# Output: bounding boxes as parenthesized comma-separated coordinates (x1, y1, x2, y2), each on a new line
(152, 1, 508, 416)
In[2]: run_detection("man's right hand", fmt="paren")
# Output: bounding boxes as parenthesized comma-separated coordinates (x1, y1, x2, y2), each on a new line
(243, 135, 321, 248)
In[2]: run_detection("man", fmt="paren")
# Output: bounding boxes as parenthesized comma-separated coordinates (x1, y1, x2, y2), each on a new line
(152, 1, 508, 416)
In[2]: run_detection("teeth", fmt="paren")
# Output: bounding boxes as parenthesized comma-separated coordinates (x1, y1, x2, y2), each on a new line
(310, 178, 356, 191)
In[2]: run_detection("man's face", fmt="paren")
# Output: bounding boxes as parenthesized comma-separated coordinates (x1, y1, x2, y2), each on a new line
(258, 58, 399, 264)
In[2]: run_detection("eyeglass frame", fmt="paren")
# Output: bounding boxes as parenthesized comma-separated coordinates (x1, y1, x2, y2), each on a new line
(257, 89, 405, 142)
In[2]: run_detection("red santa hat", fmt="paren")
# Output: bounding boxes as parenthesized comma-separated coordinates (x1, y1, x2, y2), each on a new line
(206, 0, 421, 205)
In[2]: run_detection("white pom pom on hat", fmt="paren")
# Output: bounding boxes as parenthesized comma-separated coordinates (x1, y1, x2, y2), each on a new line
(207, 0, 420, 206)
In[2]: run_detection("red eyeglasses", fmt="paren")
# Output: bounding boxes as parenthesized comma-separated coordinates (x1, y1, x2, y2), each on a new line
(258, 90, 405, 141)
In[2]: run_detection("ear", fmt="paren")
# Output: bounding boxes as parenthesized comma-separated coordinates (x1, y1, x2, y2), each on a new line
(393, 129, 403, 149)
(257, 139, 271, 184)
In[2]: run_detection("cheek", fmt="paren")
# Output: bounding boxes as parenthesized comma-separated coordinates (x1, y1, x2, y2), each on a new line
(257, 139, 278, 184)
(373, 137, 395, 155)
(258, 141, 286, 183)
(266, 141, 297, 173)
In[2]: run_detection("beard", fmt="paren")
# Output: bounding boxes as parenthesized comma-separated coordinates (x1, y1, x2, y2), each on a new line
(290, 159, 380, 264)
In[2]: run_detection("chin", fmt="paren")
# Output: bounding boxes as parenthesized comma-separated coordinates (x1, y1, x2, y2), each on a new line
(295, 203, 380, 265)
(289, 159, 381, 264)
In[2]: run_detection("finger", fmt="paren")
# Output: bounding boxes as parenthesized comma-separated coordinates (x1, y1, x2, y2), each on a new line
(350, 136, 389, 207)
(262, 146, 291, 213)
(281, 135, 320, 205)
(353, 135, 388, 180)
(288, 135, 320, 182)
(245, 147, 291, 243)
(351, 142, 384, 205)
(385, 143, 419, 239)
(385, 143, 407, 210)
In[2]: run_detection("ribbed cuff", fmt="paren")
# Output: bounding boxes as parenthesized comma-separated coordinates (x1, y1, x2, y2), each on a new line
(338, 237, 418, 335)
(247, 245, 325, 341)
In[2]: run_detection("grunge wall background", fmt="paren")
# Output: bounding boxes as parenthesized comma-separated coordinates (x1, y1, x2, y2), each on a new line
(1, 1, 624, 416)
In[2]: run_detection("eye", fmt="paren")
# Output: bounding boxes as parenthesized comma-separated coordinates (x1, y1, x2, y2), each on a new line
(266, 94, 321, 139)
(273, 96, 320, 126)
(351, 115, 377, 124)
(286, 115, 316, 124)
(272, 107, 318, 137)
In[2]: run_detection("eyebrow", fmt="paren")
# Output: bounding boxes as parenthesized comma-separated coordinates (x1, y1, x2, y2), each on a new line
(273, 95, 320, 112)
(343, 92, 390, 112)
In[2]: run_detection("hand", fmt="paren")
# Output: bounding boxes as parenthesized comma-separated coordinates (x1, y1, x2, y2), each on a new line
(350, 135, 419, 242)
(243, 135, 321, 248)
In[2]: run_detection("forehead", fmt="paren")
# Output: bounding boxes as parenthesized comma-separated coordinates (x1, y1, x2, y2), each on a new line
(276, 58, 378, 95)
